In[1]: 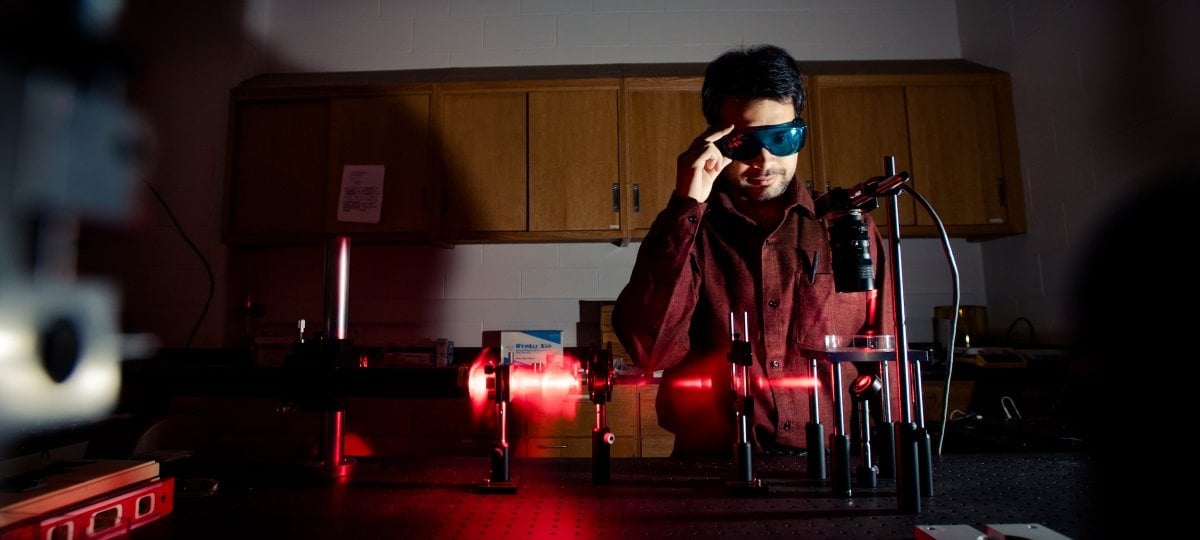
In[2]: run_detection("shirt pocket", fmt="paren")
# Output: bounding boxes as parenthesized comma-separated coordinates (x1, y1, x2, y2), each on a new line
(792, 248, 842, 347)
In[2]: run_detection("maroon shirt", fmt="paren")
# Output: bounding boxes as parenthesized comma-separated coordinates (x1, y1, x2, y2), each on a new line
(613, 177, 897, 456)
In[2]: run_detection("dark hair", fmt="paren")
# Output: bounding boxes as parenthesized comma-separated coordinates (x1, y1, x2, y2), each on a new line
(701, 44, 806, 127)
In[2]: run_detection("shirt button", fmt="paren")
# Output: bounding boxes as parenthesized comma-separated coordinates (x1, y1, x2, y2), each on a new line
(687, 215, 698, 223)
(771, 360, 781, 368)
(767, 299, 779, 308)
(783, 422, 792, 430)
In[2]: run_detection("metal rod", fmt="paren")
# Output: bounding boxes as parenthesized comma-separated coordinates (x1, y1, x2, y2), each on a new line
(833, 364, 846, 435)
(884, 155, 920, 514)
(831, 363, 851, 497)
(884, 157, 912, 424)
(335, 235, 350, 340)
(323, 235, 351, 341)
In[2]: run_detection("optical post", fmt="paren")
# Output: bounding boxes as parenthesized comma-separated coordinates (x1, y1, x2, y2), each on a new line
(830, 356, 853, 497)
(586, 344, 617, 485)
(727, 312, 767, 494)
(912, 353, 934, 497)
(479, 361, 517, 493)
(850, 374, 883, 488)
(283, 235, 357, 480)
(816, 157, 928, 513)
(879, 157, 923, 514)
(876, 355, 897, 479)
(806, 355, 826, 481)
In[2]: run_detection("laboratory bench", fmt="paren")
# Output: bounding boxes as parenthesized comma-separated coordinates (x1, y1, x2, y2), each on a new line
(130, 451, 1099, 539)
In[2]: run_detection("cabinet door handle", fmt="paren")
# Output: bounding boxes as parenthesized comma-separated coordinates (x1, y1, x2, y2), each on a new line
(612, 183, 620, 212)
(537, 444, 569, 449)
(997, 177, 1007, 207)
(633, 183, 640, 213)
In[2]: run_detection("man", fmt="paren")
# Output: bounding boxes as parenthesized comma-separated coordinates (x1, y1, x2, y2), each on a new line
(612, 44, 895, 457)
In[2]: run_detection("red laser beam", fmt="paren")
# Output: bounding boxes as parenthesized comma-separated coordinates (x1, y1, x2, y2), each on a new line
(670, 375, 820, 391)
(467, 349, 583, 421)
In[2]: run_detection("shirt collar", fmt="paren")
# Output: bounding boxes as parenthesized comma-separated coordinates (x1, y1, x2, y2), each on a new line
(711, 177, 818, 220)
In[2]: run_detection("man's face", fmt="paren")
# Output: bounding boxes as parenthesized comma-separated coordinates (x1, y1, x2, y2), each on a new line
(717, 98, 798, 202)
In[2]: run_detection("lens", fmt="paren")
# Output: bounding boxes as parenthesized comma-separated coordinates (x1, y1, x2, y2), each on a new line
(715, 119, 806, 161)
(828, 208, 875, 293)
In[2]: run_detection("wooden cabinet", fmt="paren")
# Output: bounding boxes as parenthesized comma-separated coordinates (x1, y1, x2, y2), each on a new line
(806, 82, 915, 225)
(529, 87, 621, 234)
(326, 93, 433, 237)
(906, 81, 1022, 235)
(637, 384, 674, 457)
(622, 77, 707, 236)
(513, 383, 672, 458)
(807, 71, 1025, 238)
(223, 87, 435, 244)
(435, 80, 621, 241)
(436, 88, 527, 234)
(222, 61, 1024, 244)
(223, 98, 329, 243)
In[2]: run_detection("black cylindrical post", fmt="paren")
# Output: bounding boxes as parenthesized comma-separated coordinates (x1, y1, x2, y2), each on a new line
(855, 400, 877, 488)
(831, 363, 851, 497)
(806, 357, 826, 480)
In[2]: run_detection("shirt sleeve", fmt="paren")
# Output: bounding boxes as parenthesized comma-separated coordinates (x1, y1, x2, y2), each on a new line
(612, 193, 706, 374)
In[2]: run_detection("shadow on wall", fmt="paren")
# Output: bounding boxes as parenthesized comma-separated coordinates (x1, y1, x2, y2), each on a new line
(1070, 167, 1199, 534)
(75, 0, 497, 353)
(66, 0, 498, 461)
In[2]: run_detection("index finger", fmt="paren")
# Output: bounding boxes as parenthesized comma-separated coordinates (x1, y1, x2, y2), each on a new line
(689, 124, 735, 150)
(705, 124, 736, 143)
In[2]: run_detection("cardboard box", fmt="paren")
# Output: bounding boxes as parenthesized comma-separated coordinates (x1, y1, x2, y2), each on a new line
(483, 330, 563, 370)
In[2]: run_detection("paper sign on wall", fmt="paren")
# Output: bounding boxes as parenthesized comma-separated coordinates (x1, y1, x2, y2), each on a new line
(337, 164, 385, 223)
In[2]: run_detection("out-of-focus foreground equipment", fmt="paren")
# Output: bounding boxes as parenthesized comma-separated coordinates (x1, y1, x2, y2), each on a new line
(0, 0, 147, 450)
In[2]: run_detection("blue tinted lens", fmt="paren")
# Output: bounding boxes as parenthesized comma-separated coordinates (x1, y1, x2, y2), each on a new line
(716, 119, 807, 161)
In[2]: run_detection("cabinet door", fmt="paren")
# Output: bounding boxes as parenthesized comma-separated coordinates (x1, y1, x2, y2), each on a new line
(437, 90, 527, 233)
(637, 384, 674, 457)
(529, 87, 620, 232)
(513, 386, 638, 457)
(327, 94, 432, 235)
(808, 78, 916, 226)
(906, 83, 1014, 231)
(223, 99, 329, 242)
(623, 77, 707, 235)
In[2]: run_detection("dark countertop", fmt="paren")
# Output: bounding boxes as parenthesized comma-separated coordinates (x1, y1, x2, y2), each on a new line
(133, 452, 1098, 540)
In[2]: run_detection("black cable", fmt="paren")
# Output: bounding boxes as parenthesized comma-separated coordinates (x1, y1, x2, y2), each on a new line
(142, 179, 214, 349)
(901, 183, 958, 455)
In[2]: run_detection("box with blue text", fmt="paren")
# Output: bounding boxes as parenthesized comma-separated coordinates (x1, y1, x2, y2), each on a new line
(483, 330, 563, 370)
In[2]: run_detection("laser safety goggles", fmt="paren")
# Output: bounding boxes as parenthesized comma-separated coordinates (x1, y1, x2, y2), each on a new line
(714, 118, 807, 161)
